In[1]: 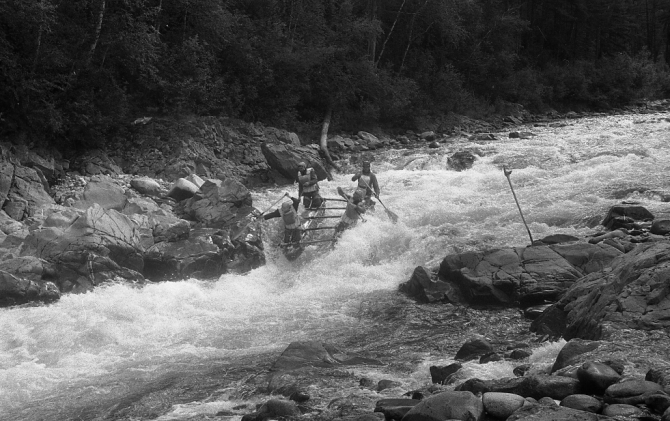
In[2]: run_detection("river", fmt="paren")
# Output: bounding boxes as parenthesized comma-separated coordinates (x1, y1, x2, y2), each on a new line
(1, 111, 669, 420)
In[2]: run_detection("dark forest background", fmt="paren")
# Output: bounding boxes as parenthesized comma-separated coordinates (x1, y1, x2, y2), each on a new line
(2, 0, 670, 148)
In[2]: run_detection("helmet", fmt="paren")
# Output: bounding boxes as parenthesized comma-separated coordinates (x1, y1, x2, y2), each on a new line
(362, 160, 371, 169)
(353, 189, 364, 201)
(281, 201, 293, 213)
(298, 161, 306, 169)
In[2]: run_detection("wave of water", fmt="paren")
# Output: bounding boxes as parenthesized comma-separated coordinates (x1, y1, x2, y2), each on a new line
(1, 113, 669, 419)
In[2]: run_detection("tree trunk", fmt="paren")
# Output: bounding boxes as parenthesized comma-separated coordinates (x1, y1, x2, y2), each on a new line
(375, 0, 407, 68)
(85, 0, 106, 68)
(319, 106, 339, 176)
(368, 0, 377, 63)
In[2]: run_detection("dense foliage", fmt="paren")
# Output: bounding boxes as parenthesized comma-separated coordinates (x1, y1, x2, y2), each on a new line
(1, 0, 670, 146)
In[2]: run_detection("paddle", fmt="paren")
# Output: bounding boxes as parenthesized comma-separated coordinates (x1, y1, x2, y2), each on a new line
(503, 166, 534, 246)
(357, 177, 398, 224)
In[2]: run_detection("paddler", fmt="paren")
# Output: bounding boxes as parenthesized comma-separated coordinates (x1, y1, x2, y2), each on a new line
(297, 161, 323, 209)
(351, 160, 380, 209)
(263, 193, 302, 246)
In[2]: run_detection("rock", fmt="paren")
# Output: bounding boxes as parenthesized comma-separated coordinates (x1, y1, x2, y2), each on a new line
(507, 404, 605, 420)
(130, 177, 163, 196)
(182, 178, 252, 228)
(455, 336, 493, 361)
(260, 142, 329, 182)
(264, 127, 301, 146)
(530, 304, 567, 337)
(480, 352, 502, 364)
(358, 131, 380, 144)
(646, 367, 670, 387)
(185, 173, 205, 189)
(4, 166, 55, 221)
(456, 375, 580, 400)
(447, 151, 477, 171)
(509, 132, 520, 138)
(167, 178, 199, 202)
(510, 349, 532, 360)
(601, 403, 643, 417)
(374, 399, 420, 421)
(399, 265, 463, 303)
(536, 234, 580, 245)
(438, 243, 621, 308)
(143, 233, 222, 280)
(0, 270, 60, 307)
(245, 398, 299, 421)
(560, 394, 602, 413)
(537, 397, 558, 406)
(514, 364, 531, 377)
(376, 379, 401, 391)
(482, 392, 526, 419)
(428, 141, 440, 148)
(429, 363, 462, 385)
(402, 391, 483, 421)
(74, 178, 127, 211)
(288, 390, 310, 403)
(604, 379, 663, 405)
(74, 149, 123, 176)
(0, 256, 57, 283)
(271, 341, 384, 371)
(645, 393, 670, 414)
(0, 209, 25, 234)
(558, 242, 670, 340)
(664, 406, 670, 421)
(150, 215, 191, 243)
(601, 205, 654, 230)
(576, 361, 621, 394)
(651, 220, 670, 235)
(551, 339, 601, 373)
(524, 303, 552, 319)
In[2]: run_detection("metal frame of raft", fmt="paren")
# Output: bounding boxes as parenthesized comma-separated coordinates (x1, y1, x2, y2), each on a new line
(276, 196, 345, 253)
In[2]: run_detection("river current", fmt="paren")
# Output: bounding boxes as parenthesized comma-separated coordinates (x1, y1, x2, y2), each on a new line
(2, 112, 669, 420)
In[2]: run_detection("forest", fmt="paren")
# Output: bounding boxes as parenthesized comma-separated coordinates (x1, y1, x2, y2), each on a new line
(1, 0, 670, 148)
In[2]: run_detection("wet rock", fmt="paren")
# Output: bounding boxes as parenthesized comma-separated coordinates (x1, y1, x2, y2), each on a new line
(514, 364, 531, 377)
(507, 404, 605, 420)
(447, 151, 476, 171)
(480, 352, 502, 364)
(530, 304, 567, 337)
(651, 220, 670, 235)
(482, 392, 526, 419)
(150, 215, 191, 243)
(601, 205, 654, 230)
(551, 339, 601, 373)
(558, 242, 670, 340)
(602, 403, 643, 417)
(288, 390, 310, 403)
(560, 394, 602, 413)
(645, 393, 670, 414)
(271, 341, 384, 371)
(374, 399, 420, 421)
(538, 397, 558, 406)
(143, 233, 222, 280)
(399, 266, 461, 303)
(242, 398, 300, 421)
(455, 336, 494, 361)
(0, 256, 57, 283)
(402, 391, 483, 421)
(429, 362, 462, 385)
(438, 243, 621, 308)
(510, 349, 532, 360)
(376, 379, 401, 391)
(360, 377, 376, 388)
(646, 367, 670, 387)
(0, 270, 60, 307)
(604, 379, 663, 405)
(526, 375, 582, 400)
(664, 406, 670, 421)
(167, 178, 199, 202)
(182, 178, 252, 228)
(576, 361, 621, 394)
(260, 142, 329, 182)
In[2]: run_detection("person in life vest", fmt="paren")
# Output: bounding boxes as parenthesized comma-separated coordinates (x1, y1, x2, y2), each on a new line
(333, 188, 366, 239)
(263, 194, 302, 245)
(351, 160, 380, 208)
(297, 161, 323, 209)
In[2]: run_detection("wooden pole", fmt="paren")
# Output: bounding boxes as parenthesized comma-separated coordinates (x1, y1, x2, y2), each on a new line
(503, 166, 534, 246)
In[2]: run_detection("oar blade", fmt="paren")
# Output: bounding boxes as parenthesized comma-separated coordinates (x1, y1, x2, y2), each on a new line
(386, 209, 399, 224)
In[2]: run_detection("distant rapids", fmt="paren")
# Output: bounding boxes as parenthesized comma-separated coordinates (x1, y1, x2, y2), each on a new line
(2, 112, 670, 420)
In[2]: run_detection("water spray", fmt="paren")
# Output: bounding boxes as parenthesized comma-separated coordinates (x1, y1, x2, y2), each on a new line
(503, 166, 534, 246)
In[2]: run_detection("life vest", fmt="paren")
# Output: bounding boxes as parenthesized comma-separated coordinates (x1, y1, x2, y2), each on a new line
(299, 168, 318, 193)
(357, 174, 372, 193)
(341, 201, 360, 224)
(279, 201, 300, 229)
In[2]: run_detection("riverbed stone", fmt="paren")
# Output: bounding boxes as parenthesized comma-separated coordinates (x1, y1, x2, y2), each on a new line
(560, 394, 602, 413)
(167, 178, 199, 202)
(74, 177, 127, 211)
(601, 403, 643, 417)
(455, 336, 493, 361)
(645, 393, 670, 414)
(0, 270, 60, 307)
(482, 392, 526, 419)
(375, 398, 420, 420)
(551, 339, 601, 373)
(506, 404, 606, 420)
(130, 176, 163, 196)
(430, 363, 462, 385)
(604, 379, 663, 404)
(402, 390, 483, 421)
(577, 361, 622, 394)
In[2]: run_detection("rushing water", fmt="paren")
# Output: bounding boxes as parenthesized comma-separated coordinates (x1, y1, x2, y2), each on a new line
(2, 112, 670, 420)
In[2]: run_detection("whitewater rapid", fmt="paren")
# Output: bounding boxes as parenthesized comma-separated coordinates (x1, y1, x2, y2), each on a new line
(1, 112, 669, 419)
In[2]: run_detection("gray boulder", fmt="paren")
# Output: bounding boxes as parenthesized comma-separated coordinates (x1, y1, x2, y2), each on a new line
(402, 391, 484, 421)
(182, 178, 252, 228)
(0, 270, 60, 307)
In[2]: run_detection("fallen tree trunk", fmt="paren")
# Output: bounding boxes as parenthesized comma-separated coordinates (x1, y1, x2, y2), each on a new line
(319, 106, 339, 177)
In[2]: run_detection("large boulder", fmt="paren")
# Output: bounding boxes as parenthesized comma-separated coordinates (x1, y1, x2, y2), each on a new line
(182, 178, 253, 228)
(398, 266, 462, 303)
(271, 341, 384, 372)
(0, 270, 60, 307)
(260, 142, 330, 182)
(402, 391, 484, 421)
(21, 204, 145, 289)
(601, 205, 654, 230)
(74, 177, 127, 211)
(435, 243, 621, 307)
(507, 404, 609, 421)
(3, 165, 55, 220)
(143, 230, 223, 280)
(557, 242, 670, 340)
